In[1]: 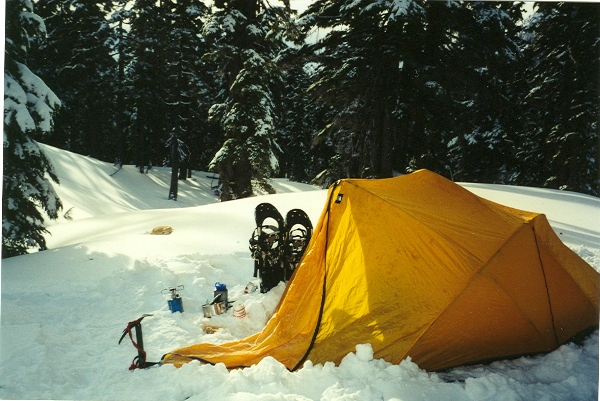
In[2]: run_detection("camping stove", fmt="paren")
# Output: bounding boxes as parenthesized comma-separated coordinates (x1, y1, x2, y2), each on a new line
(162, 285, 184, 313)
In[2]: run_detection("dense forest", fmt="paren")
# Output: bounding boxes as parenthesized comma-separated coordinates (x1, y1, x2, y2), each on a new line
(3, 0, 599, 256)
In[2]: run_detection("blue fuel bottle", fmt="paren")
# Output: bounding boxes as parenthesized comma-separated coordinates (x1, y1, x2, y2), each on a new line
(214, 282, 228, 309)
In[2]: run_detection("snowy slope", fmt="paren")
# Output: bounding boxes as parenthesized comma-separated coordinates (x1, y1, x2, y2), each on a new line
(1, 143, 598, 401)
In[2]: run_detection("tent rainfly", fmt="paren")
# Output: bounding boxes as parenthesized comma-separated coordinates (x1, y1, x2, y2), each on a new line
(162, 169, 599, 371)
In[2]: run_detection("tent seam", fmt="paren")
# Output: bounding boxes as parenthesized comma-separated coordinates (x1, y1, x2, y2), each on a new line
(532, 223, 560, 346)
(397, 221, 535, 363)
(533, 218, 599, 324)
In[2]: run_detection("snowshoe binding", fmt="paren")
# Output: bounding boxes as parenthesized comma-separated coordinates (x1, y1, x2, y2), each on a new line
(283, 209, 313, 280)
(249, 203, 286, 293)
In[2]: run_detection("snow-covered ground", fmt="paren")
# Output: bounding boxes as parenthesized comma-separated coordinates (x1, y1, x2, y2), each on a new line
(1, 143, 598, 401)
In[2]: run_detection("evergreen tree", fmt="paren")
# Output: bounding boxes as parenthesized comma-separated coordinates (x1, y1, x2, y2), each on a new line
(277, 49, 333, 183)
(446, 1, 524, 183)
(162, 0, 210, 198)
(127, 0, 170, 172)
(127, 0, 209, 178)
(108, 0, 134, 166)
(393, 0, 461, 175)
(515, 2, 599, 195)
(206, 1, 295, 200)
(30, 0, 118, 162)
(3, 0, 63, 257)
(301, 1, 528, 184)
(302, 0, 457, 180)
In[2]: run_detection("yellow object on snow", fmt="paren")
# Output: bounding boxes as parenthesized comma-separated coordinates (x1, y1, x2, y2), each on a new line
(161, 170, 599, 371)
(150, 226, 173, 235)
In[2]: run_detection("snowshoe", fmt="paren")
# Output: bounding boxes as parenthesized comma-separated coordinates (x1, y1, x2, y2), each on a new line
(249, 203, 286, 293)
(283, 209, 313, 280)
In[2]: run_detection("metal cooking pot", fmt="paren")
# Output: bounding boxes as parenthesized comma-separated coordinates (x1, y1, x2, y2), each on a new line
(202, 301, 227, 318)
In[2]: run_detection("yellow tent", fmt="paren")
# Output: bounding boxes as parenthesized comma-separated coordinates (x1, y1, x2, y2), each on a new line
(162, 170, 599, 371)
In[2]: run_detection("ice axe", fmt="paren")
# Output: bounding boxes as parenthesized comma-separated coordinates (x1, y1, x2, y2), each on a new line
(119, 314, 159, 370)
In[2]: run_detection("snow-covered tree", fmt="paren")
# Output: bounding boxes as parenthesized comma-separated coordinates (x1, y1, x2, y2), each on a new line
(301, 0, 454, 180)
(4, 0, 62, 257)
(30, 0, 118, 162)
(301, 1, 526, 183)
(127, 0, 210, 179)
(108, 0, 134, 166)
(206, 2, 295, 200)
(127, 0, 170, 171)
(277, 50, 333, 183)
(445, 1, 524, 183)
(514, 2, 598, 195)
(162, 0, 210, 198)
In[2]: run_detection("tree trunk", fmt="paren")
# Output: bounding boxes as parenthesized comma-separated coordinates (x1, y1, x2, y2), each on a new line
(116, 19, 126, 167)
(168, 140, 179, 200)
(178, 167, 188, 180)
(219, 160, 234, 202)
(369, 97, 393, 178)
